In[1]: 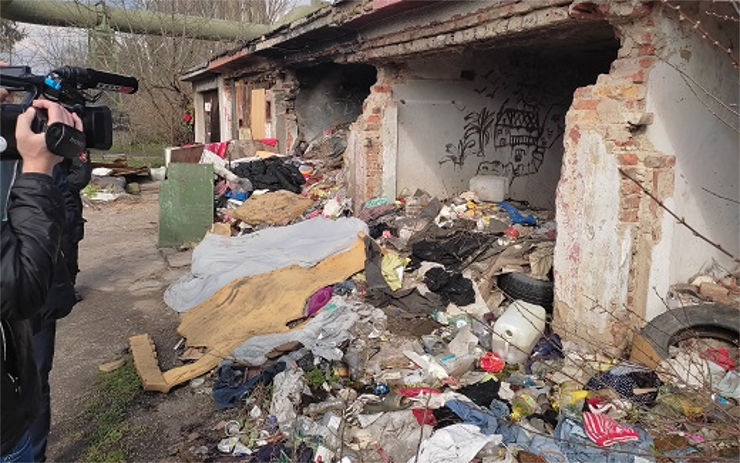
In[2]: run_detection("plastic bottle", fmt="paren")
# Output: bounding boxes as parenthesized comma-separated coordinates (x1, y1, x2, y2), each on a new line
(510, 389, 539, 421)
(491, 300, 546, 364)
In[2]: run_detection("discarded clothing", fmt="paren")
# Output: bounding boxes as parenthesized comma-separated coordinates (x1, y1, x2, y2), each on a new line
(548, 417, 655, 463)
(445, 400, 499, 435)
(525, 334, 564, 374)
(165, 217, 368, 312)
(363, 410, 433, 463)
(232, 297, 386, 366)
(424, 267, 475, 306)
(232, 157, 305, 193)
(498, 201, 537, 226)
(381, 252, 410, 291)
(411, 231, 490, 267)
(332, 280, 356, 296)
(305, 286, 333, 316)
(232, 190, 313, 226)
(363, 236, 444, 313)
(212, 362, 285, 410)
(458, 380, 501, 407)
(409, 424, 502, 463)
(582, 412, 639, 447)
(585, 363, 662, 406)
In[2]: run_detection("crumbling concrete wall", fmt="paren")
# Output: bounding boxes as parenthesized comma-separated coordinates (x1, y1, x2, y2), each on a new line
(552, 1, 735, 354)
(642, 3, 739, 320)
(389, 50, 613, 207)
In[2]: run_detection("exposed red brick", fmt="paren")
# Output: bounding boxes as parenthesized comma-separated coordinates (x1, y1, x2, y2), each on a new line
(366, 114, 381, 124)
(572, 99, 599, 110)
(644, 155, 676, 168)
(573, 87, 593, 99)
(372, 85, 392, 93)
(618, 153, 639, 165)
(639, 57, 654, 68)
(620, 209, 639, 222)
(638, 44, 655, 56)
(371, 107, 382, 114)
(568, 127, 581, 145)
(621, 194, 641, 209)
(620, 180, 641, 195)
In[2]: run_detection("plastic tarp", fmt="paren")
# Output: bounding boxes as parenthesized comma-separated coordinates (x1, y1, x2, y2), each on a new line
(409, 424, 502, 463)
(164, 217, 368, 312)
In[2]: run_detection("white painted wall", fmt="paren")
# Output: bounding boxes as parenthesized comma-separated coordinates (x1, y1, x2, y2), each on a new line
(644, 9, 740, 320)
(392, 54, 573, 208)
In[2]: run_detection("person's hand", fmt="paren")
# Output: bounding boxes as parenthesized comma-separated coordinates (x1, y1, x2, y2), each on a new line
(16, 100, 83, 176)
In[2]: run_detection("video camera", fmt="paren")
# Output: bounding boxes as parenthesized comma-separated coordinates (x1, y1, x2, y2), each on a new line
(0, 66, 138, 159)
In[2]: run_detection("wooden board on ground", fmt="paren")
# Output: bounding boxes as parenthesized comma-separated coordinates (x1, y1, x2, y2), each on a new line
(130, 238, 365, 392)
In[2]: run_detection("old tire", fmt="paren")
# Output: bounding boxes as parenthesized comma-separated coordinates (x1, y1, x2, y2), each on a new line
(496, 272, 553, 308)
(638, 304, 739, 360)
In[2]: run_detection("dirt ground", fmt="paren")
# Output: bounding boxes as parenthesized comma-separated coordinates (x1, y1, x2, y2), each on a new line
(47, 182, 225, 462)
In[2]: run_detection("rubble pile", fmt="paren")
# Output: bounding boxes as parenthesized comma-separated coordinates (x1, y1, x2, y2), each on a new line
(133, 134, 738, 462)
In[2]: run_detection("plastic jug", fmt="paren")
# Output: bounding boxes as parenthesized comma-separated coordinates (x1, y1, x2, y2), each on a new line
(491, 300, 546, 364)
(469, 175, 508, 202)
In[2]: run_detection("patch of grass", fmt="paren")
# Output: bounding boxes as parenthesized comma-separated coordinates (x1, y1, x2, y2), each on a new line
(73, 358, 141, 463)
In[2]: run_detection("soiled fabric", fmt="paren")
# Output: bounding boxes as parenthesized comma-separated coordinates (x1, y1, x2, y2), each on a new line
(581, 412, 639, 447)
(212, 361, 285, 410)
(526, 334, 564, 374)
(458, 380, 501, 407)
(411, 231, 490, 266)
(232, 157, 305, 193)
(445, 400, 499, 435)
(585, 364, 662, 406)
(164, 217, 368, 312)
(533, 417, 655, 463)
(305, 286, 333, 316)
(232, 297, 386, 366)
(424, 267, 475, 306)
(363, 237, 444, 314)
(409, 424, 502, 463)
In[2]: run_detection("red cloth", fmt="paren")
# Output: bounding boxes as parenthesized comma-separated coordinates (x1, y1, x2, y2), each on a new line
(582, 412, 639, 447)
(479, 352, 505, 373)
(204, 141, 229, 158)
(259, 138, 278, 147)
(700, 347, 736, 371)
(412, 408, 437, 427)
(397, 387, 441, 397)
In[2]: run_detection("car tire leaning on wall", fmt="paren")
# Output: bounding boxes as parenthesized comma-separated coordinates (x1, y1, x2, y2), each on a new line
(496, 272, 554, 309)
(631, 303, 740, 368)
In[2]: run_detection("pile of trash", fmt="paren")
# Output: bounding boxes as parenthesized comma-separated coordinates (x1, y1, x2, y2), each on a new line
(84, 158, 157, 201)
(196, 136, 352, 238)
(131, 134, 738, 462)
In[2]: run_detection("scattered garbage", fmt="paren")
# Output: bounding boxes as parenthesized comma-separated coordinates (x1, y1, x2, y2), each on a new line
(134, 133, 738, 461)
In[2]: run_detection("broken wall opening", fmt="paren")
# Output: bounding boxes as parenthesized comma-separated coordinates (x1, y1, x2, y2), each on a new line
(293, 63, 377, 153)
(391, 35, 618, 209)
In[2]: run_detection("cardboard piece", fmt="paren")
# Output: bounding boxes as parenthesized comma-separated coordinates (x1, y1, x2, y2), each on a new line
(131, 238, 365, 392)
(233, 190, 313, 226)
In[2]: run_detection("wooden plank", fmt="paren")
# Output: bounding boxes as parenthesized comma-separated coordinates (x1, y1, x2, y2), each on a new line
(129, 334, 170, 392)
(250, 88, 266, 140)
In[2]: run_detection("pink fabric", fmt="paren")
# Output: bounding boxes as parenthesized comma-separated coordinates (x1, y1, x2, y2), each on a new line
(582, 412, 639, 447)
(305, 286, 333, 317)
(397, 387, 441, 397)
(259, 138, 278, 147)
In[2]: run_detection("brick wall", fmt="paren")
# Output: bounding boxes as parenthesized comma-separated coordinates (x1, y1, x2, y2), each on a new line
(553, 1, 679, 354)
(347, 65, 397, 208)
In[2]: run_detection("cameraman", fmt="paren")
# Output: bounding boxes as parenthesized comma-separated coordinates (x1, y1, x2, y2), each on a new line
(1, 98, 82, 462)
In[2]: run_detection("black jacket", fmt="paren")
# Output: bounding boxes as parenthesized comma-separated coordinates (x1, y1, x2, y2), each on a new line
(0, 169, 64, 455)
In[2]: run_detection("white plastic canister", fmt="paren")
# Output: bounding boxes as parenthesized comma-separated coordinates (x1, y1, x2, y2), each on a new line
(469, 175, 508, 202)
(491, 300, 547, 364)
